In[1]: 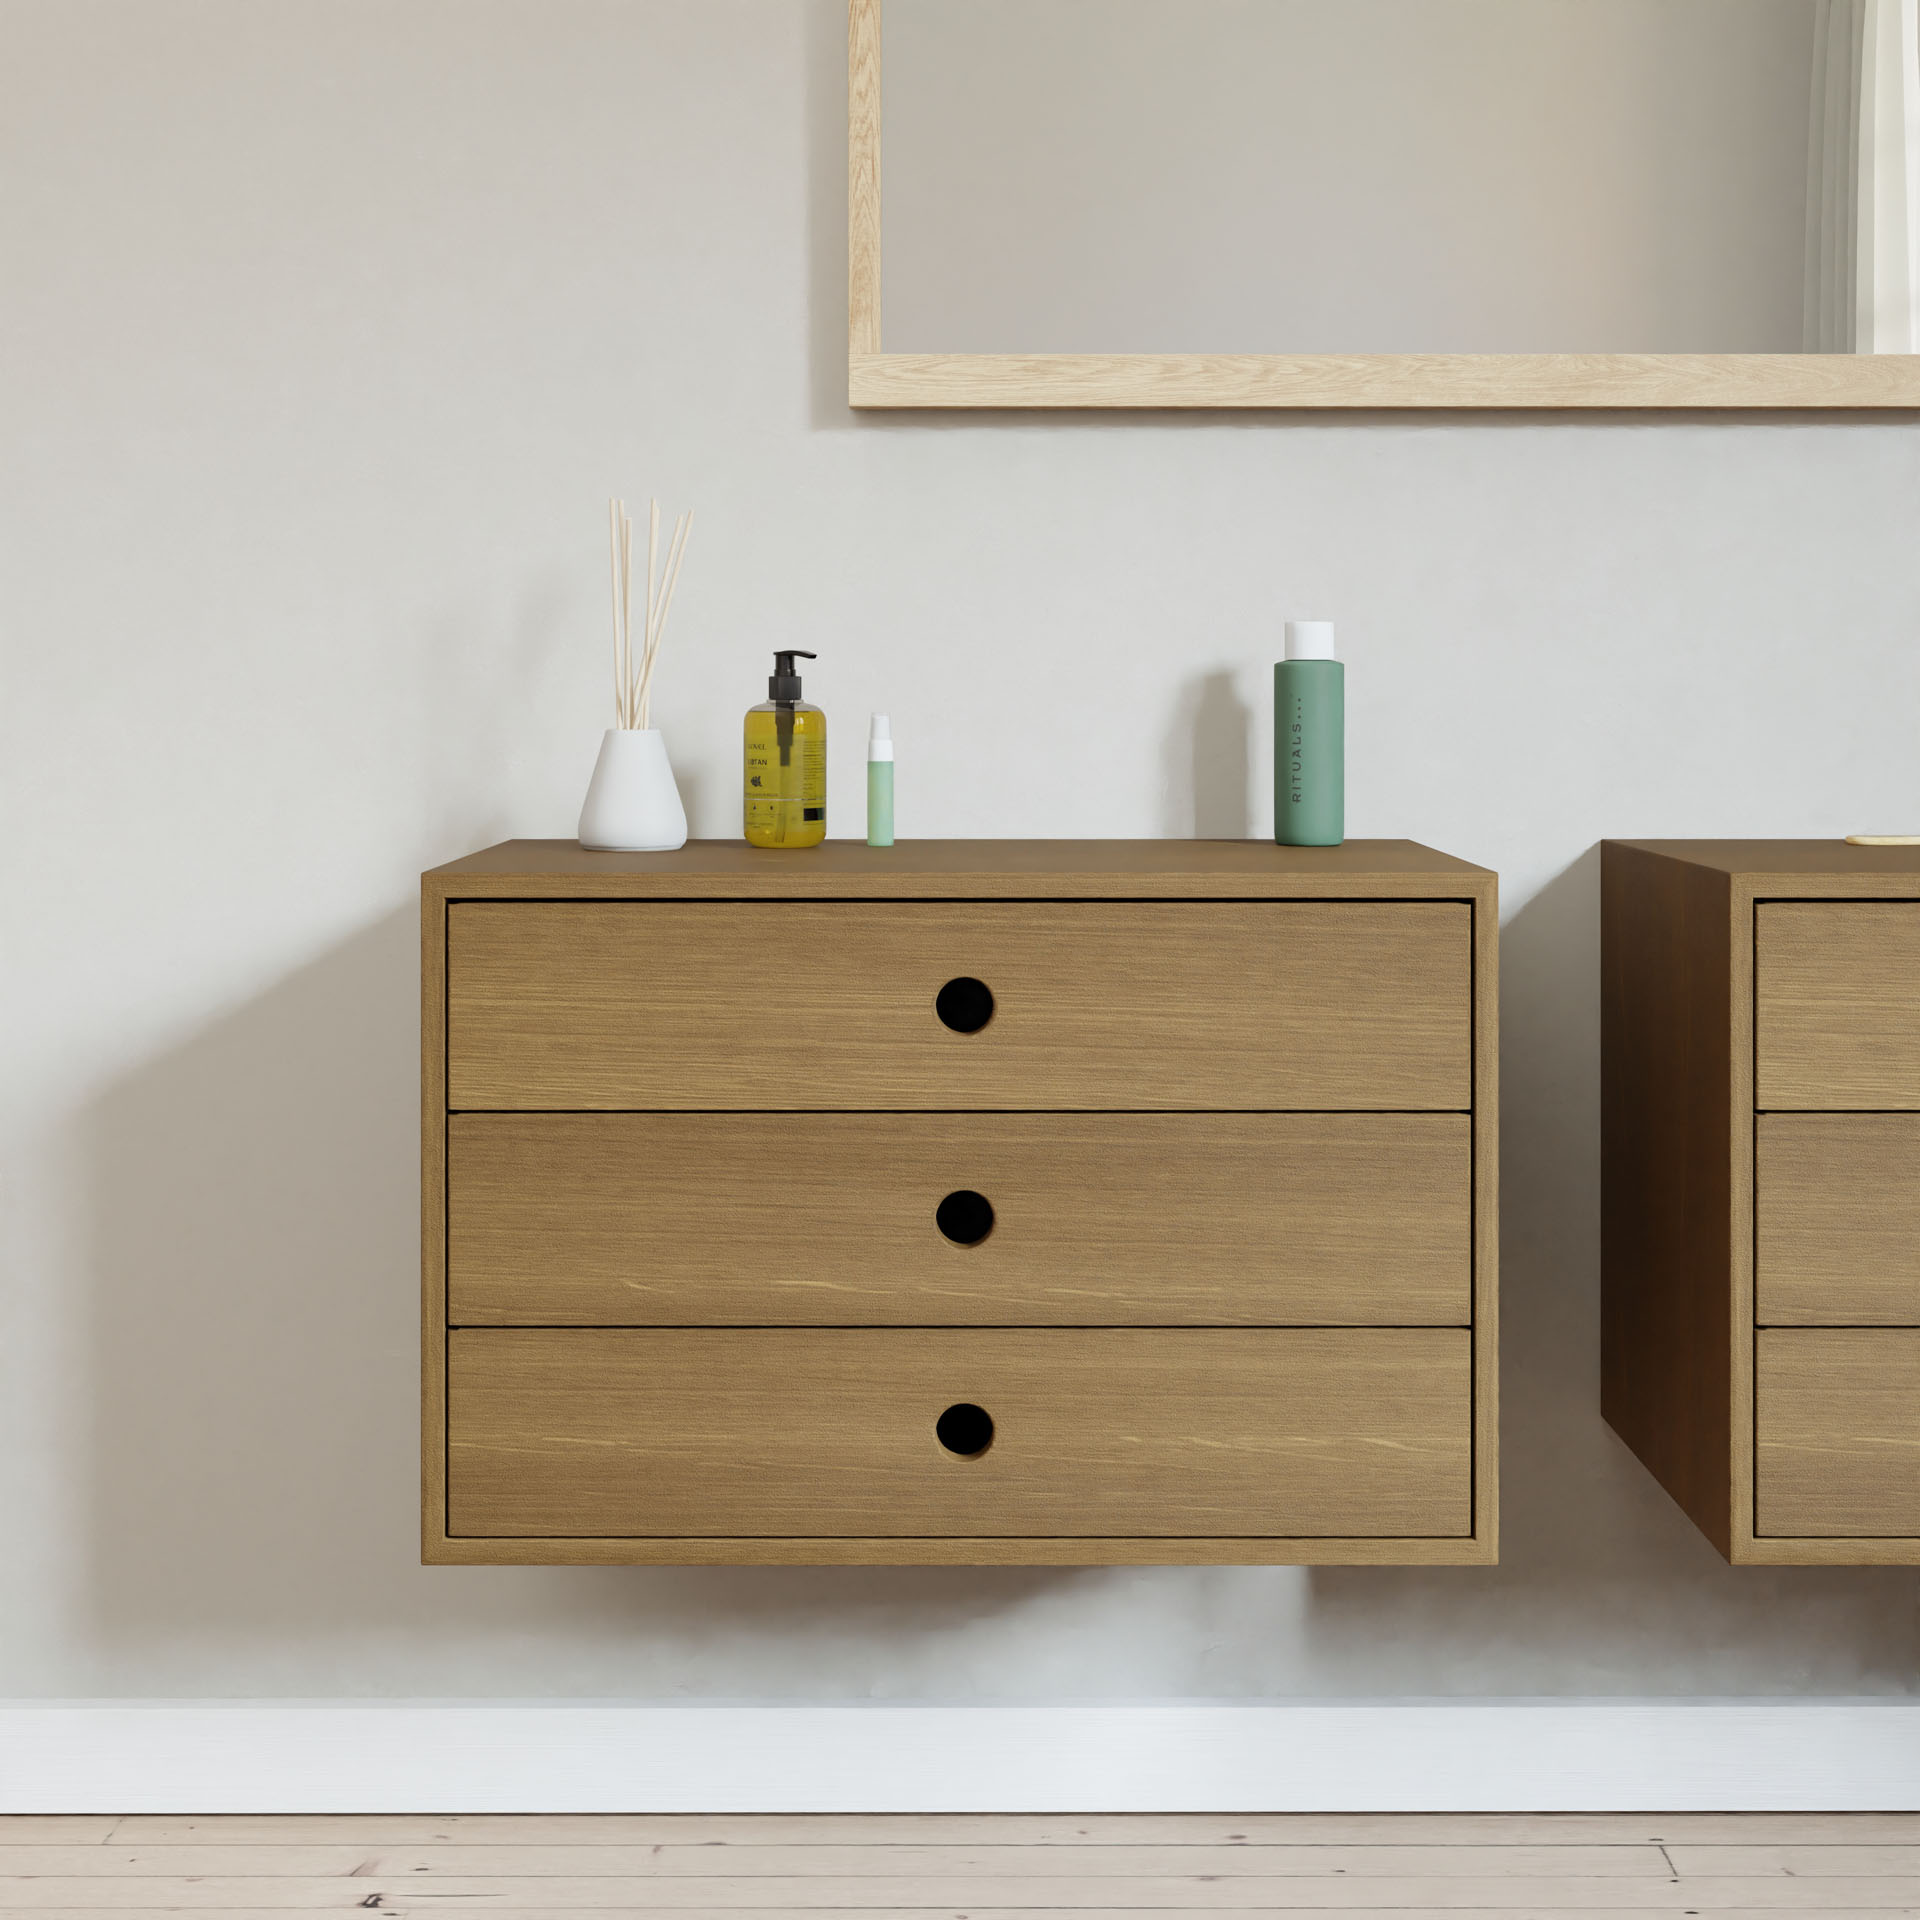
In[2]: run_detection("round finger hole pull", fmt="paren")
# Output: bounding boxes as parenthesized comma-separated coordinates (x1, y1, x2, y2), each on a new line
(935, 976, 994, 1033)
(935, 1189, 995, 1247)
(936, 1402, 994, 1458)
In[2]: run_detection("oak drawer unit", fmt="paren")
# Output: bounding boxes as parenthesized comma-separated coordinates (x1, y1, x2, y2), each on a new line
(1603, 840, 1920, 1565)
(423, 839, 1498, 1565)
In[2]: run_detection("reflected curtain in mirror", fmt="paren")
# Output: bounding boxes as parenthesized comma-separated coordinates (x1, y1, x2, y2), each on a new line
(1806, 0, 1920, 351)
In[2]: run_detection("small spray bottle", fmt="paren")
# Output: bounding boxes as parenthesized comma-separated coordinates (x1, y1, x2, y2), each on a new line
(866, 714, 895, 846)
(1274, 620, 1344, 847)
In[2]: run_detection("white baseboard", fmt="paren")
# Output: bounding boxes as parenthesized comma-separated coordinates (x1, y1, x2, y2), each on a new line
(3, 1701, 1918, 1812)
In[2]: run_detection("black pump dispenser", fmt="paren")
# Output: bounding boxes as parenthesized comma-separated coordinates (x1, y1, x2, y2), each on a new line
(769, 650, 815, 702)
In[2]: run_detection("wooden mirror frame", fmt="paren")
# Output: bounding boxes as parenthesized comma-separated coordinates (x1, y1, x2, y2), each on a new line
(847, 0, 1920, 411)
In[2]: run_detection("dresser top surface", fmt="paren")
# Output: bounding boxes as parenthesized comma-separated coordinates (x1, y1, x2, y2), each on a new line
(425, 838, 1494, 900)
(1609, 839, 1920, 880)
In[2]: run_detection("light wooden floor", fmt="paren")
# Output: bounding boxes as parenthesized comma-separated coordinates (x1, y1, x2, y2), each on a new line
(2, 1813, 1918, 1916)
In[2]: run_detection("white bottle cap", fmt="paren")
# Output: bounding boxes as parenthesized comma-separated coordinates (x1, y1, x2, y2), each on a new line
(1285, 620, 1337, 661)
(868, 712, 893, 760)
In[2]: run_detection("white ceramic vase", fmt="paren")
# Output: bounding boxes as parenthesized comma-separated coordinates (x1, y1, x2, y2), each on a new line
(577, 728, 688, 851)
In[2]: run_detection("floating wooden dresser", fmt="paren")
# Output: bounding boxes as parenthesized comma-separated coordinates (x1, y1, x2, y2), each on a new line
(1603, 840, 1920, 1565)
(422, 840, 1498, 1565)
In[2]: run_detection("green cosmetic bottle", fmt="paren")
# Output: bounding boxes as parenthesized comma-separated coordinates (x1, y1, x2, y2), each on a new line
(866, 712, 894, 846)
(1274, 620, 1344, 847)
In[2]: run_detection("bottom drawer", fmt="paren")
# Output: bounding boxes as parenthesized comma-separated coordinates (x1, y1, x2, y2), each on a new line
(447, 1328, 1471, 1539)
(1756, 1329, 1920, 1536)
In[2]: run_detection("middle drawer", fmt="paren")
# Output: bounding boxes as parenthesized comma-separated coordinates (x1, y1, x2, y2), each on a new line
(1757, 1114, 1920, 1324)
(448, 1112, 1472, 1326)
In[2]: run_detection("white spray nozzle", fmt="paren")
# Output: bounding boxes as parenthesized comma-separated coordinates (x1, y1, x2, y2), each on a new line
(1285, 620, 1338, 661)
(868, 712, 893, 760)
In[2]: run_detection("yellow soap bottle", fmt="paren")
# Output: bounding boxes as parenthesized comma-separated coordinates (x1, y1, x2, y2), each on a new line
(744, 649, 826, 848)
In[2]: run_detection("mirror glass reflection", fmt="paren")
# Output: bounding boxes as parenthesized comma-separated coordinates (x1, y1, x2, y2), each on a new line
(881, 0, 1920, 356)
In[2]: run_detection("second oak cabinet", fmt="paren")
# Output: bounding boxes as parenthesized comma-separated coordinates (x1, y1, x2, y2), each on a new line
(1603, 840, 1920, 1564)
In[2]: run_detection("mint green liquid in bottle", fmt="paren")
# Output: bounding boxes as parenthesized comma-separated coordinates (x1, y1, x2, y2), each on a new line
(866, 712, 894, 846)
(1275, 620, 1344, 847)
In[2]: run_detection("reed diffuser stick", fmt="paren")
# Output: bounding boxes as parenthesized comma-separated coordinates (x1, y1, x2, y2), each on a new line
(638, 510, 692, 730)
(620, 506, 635, 727)
(605, 495, 693, 731)
(645, 499, 659, 696)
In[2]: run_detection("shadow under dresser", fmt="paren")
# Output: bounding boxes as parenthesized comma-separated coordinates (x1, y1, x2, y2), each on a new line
(422, 839, 1498, 1565)
(1603, 839, 1920, 1565)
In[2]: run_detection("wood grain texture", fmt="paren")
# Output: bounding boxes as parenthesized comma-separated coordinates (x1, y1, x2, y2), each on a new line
(1471, 888, 1499, 1555)
(80, 1813, 1920, 1843)
(446, 900, 1471, 1112)
(1608, 839, 1920, 882)
(18, 1814, 1920, 1920)
(846, 0, 881, 359)
(849, 350, 1920, 412)
(0, 1843, 1684, 1878)
(1756, 1115, 1920, 1325)
(426, 836, 1494, 895)
(1599, 843, 1739, 1558)
(1757, 903, 1920, 1109)
(423, 1531, 1493, 1566)
(21, 1878, 1920, 1910)
(1718, 1532, 1920, 1565)
(1755, 1330, 1920, 1537)
(420, 886, 448, 1557)
(447, 1112, 1472, 1327)
(1728, 880, 1756, 1546)
(446, 1328, 1471, 1540)
(1603, 844, 1920, 1565)
(423, 839, 1497, 1567)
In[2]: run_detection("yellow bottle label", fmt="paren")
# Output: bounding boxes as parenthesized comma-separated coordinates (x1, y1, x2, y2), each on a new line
(744, 708, 826, 847)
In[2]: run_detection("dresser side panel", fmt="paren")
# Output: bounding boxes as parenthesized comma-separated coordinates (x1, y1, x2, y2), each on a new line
(1472, 883, 1500, 1561)
(1600, 843, 1736, 1556)
(421, 883, 451, 1559)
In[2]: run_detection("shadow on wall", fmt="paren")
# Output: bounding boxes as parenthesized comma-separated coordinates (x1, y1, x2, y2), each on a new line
(79, 861, 1919, 1696)
(1160, 670, 1253, 838)
(81, 908, 431, 1656)
(79, 906, 1070, 1686)
(1302, 848, 1918, 1692)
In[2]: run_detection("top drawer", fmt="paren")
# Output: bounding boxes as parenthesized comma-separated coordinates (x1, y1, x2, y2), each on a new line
(1757, 904, 1920, 1110)
(446, 900, 1471, 1111)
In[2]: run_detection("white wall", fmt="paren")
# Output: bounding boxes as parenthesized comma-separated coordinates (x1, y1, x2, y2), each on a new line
(3, 0, 1918, 1703)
